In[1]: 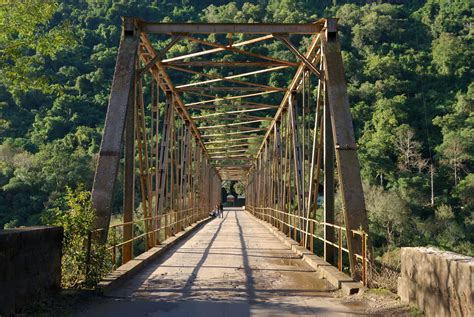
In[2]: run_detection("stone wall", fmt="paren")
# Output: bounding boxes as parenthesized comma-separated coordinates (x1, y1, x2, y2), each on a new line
(0, 226, 63, 316)
(398, 247, 473, 317)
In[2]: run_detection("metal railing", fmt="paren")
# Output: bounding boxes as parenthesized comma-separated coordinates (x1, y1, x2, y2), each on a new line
(246, 205, 369, 286)
(86, 206, 210, 272)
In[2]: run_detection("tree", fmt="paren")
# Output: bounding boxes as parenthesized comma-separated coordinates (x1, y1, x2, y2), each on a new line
(394, 125, 427, 172)
(433, 86, 473, 187)
(432, 33, 472, 77)
(0, 0, 472, 260)
(456, 173, 474, 214)
(359, 95, 408, 184)
(0, 0, 75, 95)
(438, 133, 469, 186)
(364, 184, 410, 249)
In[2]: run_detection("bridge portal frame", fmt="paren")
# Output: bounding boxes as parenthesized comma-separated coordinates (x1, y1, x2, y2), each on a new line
(91, 17, 369, 281)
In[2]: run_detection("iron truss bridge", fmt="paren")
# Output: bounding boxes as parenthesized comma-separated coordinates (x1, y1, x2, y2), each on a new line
(90, 18, 370, 282)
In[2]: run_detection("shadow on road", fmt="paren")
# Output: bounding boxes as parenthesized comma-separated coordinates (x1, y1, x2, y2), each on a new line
(74, 208, 364, 317)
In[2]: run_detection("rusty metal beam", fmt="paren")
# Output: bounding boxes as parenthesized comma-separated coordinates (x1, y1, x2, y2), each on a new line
(206, 144, 251, 150)
(163, 34, 274, 63)
(92, 18, 139, 240)
(139, 34, 210, 158)
(253, 34, 321, 160)
(202, 125, 265, 131)
(207, 149, 248, 155)
(324, 93, 336, 265)
(122, 81, 135, 263)
(138, 21, 325, 34)
(187, 101, 278, 110)
(198, 120, 265, 130)
(204, 136, 262, 144)
(209, 156, 253, 160)
(193, 115, 272, 122)
(201, 129, 266, 138)
(192, 107, 275, 119)
(274, 34, 321, 78)
(214, 164, 251, 167)
(322, 20, 369, 277)
(179, 86, 283, 92)
(185, 91, 281, 107)
(137, 35, 183, 78)
(184, 36, 297, 66)
(171, 65, 288, 90)
(166, 61, 297, 67)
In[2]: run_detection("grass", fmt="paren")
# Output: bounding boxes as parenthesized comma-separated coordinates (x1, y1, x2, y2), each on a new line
(408, 305, 424, 316)
(366, 287, 395, 296)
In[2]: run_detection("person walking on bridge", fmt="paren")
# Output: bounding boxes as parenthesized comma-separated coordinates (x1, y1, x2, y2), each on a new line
(219, 202, 224, 218)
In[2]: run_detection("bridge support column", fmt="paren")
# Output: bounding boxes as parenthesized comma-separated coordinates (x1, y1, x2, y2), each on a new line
(91, 17, 139, 242)
(122, 90, 135, 264)
(322, 19, 369, 277)
(323, 93, 336, 266)
(289, 93, 306, 243)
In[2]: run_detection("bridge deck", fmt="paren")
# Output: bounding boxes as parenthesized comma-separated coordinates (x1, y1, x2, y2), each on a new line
(76, 209, 369, 316)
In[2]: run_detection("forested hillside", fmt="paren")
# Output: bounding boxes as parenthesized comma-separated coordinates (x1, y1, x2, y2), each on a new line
(1, 0, 472, 261)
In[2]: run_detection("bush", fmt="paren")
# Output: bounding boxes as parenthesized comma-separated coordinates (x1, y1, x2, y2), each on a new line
(47, 187, 110, 288)
(364, 183, 410, 249)
(369, 263, 400, 293)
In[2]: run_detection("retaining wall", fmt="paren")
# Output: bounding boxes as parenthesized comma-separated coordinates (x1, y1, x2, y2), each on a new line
(0, 226, 63, 316)
(398, 247, 473, 317)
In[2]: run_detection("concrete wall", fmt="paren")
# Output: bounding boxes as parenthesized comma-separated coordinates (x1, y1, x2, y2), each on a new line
(398, 247, 473, 317)
(0, 226, 63, 316)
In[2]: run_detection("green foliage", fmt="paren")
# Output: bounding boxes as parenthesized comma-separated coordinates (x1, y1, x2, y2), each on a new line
(364, 183, 410, 249)
(432, 33, 472, 76)
(45, 187, 109, 288)
(0, 0, 472, 268)
(0, 0, 76, 95)
(456, 173, 474, 213)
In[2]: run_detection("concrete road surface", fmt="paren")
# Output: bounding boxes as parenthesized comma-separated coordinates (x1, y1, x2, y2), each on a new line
(75, 208, 371, 316)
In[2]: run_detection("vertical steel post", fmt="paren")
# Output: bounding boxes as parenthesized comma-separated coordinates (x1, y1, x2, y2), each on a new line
(122, 90, 135, 263)
(323, 92, 336, 265)
(92, 17, 139, 241)
(289, 93, 306, 241)
(157, 93, 173, 241)
(322, 19, 369, 276)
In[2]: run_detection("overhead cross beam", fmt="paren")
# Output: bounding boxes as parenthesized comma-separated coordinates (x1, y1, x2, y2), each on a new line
(206, 144, 252, 150)
(193, 115, 272, 122)
(167, 61, 296, 68)
(192, 107, 274, 119)
(179, 86, 282, 92)
(201, 129, 266, 138)
(137, 35, 183, 78)
(183, 35, 297, 66)
(186, 91, 281, 107)
(254, 34, 321, 158)
(171, 65, 288, 90)
(162, 34, 274, 62)
(274, 34, 322, 78)
(204, 136, 262, 144)
(138, 21, 326, 34)
(198, 120, 266, 130)
(207, 149, 249, 155)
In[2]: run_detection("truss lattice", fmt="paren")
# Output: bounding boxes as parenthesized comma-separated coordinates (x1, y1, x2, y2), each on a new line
(91, 18, 370, 280)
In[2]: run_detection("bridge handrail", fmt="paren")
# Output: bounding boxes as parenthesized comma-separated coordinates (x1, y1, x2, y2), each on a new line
(86, 206, 210, 271)
(246, 205, 369, 285)
(107, 207, 196, 249)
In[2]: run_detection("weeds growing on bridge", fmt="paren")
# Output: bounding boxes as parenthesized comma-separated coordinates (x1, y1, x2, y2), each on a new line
(44, 187, 110, 288)
(365, 262, 400, 293)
